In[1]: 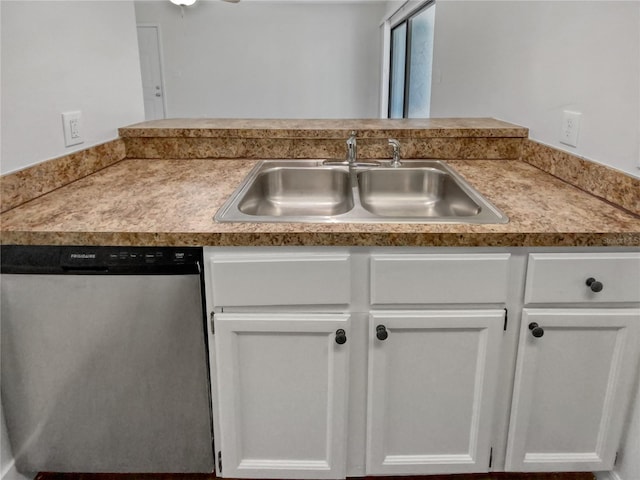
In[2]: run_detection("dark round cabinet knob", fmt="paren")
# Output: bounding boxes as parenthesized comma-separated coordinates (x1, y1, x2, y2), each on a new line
(376, 325, 388, 341)
(586, 277, 604, 293)
(335, 329, 347, 345)
(529, 322, 544, 338)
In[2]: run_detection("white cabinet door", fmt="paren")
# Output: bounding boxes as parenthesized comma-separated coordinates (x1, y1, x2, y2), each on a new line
(506, 309, 640, 472)
(366, 310, 505, 475)
(214, 313, 350, 479)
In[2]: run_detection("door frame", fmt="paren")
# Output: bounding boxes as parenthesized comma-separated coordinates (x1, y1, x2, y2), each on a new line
(137, 23, 168, 120)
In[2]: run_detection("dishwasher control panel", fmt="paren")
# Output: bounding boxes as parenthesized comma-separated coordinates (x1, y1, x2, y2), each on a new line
(1, 245, 203, 274)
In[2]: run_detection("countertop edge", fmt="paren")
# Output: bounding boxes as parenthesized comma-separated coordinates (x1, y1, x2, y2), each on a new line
(117, 118, 529, 139)
(118, 128, 530, 139)
(2, 231, 639, 248)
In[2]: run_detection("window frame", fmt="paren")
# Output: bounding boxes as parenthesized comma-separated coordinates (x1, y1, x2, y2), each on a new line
(380, 0, 435, 119)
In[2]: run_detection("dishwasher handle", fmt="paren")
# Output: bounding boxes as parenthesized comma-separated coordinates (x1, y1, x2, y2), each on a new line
(61, 265, 110, 273)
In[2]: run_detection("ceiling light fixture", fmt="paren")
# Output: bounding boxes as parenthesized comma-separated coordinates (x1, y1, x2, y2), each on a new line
(170, 0, 197, 5)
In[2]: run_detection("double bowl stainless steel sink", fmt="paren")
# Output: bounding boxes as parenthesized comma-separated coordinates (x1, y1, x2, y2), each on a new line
(215, 160, 508, 224)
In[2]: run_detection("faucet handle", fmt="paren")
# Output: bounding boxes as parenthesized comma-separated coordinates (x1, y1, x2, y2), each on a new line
(388, 138, 402, 167)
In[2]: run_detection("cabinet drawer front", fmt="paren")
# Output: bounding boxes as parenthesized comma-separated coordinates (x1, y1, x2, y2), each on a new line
(209, 252, 350, 307)
(370, 254, 510, 305)
(525, 253, 640, 304)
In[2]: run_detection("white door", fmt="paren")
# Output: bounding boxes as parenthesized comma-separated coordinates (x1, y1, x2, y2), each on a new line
(506, 308, 640, 472)
(137, 25, 166, 120)
(214, 313, 351, 479)
(366, 310, 505, 475)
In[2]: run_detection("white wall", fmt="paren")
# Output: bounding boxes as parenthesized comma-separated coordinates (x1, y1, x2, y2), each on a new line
(0, 1, 145, 175)
(430, 0, 640, 178)
(134, 1, 386, 119)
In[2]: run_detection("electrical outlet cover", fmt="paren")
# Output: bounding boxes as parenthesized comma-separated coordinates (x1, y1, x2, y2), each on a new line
(560, 110, 581, 148)
(62, 111, 83, 147)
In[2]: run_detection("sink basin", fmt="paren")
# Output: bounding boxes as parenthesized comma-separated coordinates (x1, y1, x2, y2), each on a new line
(358, 167, 481, 218)
(237, 166, 353, 216)
(215, 159, 508, 224)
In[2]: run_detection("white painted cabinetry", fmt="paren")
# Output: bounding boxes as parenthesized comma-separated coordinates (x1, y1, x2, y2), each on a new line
(366, 310, 504, 475)
(208, 251, 351, 307)
(523, 253, 640, 304)
(204, 248, 640, 479)
(214, 313, 350, 479)
(369, 253, 510, 305)
(365, 253, 510, 474)
(206, 250, 352, 479)
(506, 309, 640, 472)
(505, 253, 640, 472)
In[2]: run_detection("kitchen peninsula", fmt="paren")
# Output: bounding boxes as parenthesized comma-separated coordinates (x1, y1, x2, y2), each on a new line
(0, 118, 638, 247)
(1, 118, 639, 478)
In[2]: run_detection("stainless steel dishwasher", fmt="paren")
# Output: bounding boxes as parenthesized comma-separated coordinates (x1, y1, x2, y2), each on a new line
(1, 245, 214, 473)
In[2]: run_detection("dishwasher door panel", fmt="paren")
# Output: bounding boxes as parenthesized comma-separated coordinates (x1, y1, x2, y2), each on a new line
(1, 274, 214, 473)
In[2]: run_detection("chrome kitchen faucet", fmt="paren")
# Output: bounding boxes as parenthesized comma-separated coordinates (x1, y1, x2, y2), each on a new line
(346, 130, 357, 164)
(388, 138, 402, 167)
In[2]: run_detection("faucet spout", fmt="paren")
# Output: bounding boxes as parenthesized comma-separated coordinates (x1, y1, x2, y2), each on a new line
(388, 138, 402, 167)
(346, 131, 357, 164)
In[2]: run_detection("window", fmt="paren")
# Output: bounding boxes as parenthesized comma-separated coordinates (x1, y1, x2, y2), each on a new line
(387, 2, 436, 119)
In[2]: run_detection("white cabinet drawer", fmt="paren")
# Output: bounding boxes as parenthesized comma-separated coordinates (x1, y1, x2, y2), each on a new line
(209, 252, 350, 307)
(370, 254, 510, 305)
(525, 253, 640, 304)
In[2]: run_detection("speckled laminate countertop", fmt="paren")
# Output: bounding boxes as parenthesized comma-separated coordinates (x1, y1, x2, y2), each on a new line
(118, 118, 529, 139)
(1, 158, 638, 247)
